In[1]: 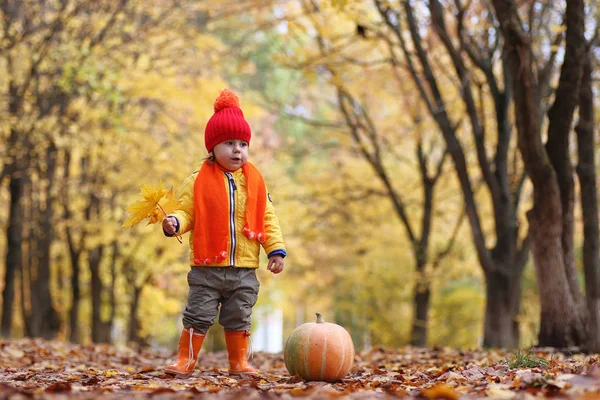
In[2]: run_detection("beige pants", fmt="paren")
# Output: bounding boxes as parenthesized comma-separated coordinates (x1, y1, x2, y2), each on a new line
(182, 267, 260, 333)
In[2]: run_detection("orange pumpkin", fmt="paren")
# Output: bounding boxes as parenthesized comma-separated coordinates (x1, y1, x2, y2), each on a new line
(284, 313, 355, 382)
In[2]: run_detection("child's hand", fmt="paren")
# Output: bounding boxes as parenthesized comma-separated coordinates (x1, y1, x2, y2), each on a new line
(162, 216, 178, 236)
(267, 255, 284, 274)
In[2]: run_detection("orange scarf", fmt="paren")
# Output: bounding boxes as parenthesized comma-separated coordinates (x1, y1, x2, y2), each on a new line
(193, 161, 267, 265)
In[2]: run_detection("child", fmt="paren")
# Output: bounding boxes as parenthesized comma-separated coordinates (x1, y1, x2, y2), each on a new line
(162, 89, 286, 377)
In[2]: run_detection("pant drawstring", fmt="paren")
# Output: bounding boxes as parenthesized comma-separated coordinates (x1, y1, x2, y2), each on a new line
(245, 331, 253, 361)
(184, 327, 195, 370)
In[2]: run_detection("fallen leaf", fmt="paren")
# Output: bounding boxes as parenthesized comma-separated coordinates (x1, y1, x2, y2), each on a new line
(45, 382, 71, 393)
(486, 383, 515, 399)
(421, 384, 460, 399)
(103, 369, 122, 377)
(4, 347, 25, 358)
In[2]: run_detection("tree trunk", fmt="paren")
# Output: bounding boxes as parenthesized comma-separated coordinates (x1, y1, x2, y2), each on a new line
(22, 176, 34, 335)
(491, 0, 587, 348)
(19, 252, 31, 336)
(576, 50, 600, 352)
(535, 0, 587, 346)
(483, 267, 520, 348)
(105, 239, 119, 344)
(410, 283, 430, 347)
(89, 244, 107, 343)
(544, 0, 587, 316)
(68, 246, 81, 343)
(409, 173, 435, 347)
(128, 286, 144, 346)
(1, 70, 25, 338)
(66, 200, 83, 344)
(29, 143, 61, 339)
(483, 191, 524, 348)
(64, 150, 83, 343)
(92, 240, 118, 345)
(1, 173, 24, 338)
(530, 196, 586, 346)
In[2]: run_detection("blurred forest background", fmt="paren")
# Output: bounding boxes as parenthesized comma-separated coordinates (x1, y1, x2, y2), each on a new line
(1, 0, 599, 353)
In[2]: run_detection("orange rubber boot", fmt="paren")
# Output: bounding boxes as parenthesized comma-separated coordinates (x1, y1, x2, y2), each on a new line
(224, 330, 258, 375)
(165, 327, 205, 377)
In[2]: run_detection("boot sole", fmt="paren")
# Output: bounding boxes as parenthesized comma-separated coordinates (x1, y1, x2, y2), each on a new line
(228, 371, 259, 376)
(165, 368, 193, 377)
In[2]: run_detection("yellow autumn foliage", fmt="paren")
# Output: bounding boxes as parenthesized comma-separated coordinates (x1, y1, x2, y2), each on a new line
(122, 183, 182, 228)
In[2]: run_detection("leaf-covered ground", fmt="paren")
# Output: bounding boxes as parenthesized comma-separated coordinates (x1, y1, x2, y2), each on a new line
(1, 339, 600, 399)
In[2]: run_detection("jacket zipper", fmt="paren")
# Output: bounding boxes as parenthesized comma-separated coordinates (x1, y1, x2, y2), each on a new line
(225, 172, 237, 266)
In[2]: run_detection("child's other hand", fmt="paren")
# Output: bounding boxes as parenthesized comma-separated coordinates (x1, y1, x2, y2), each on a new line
(267, 255, 284, 274)
(162, 216, 178, 236)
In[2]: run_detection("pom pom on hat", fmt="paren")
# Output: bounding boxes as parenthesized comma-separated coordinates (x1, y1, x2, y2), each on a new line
(213, 89, 240, 112)
(204, 89, 251, 152)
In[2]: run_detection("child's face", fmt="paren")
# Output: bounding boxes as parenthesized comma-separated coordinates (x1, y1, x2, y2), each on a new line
(213, 139, 248, 171)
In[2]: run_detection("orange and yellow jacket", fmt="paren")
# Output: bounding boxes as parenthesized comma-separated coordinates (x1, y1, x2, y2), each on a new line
(166, 163, 286, 268)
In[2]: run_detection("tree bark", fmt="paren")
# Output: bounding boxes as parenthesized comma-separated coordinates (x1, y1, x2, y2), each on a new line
(530, 194, 585, 346)
(484, 268, 521, 348)
(410, 170, 436, 347)
(106, 239, 119, 343)
(124, 242, 153, 346)
(89, 243, 108, 343)
(21, 176, 34, 335)
(544, 0, 587, 315)
(1, 60, 25, 338)
(576, 49, 600, 352)
(128, 285, 143, 346)
(490, 0, 587, 347)
(29, 143, 61, 339)
(411, 283, 430, 347)
(1, 173, 24, 338)
(64, 150, 84, 343)
(68, 241, 82, 344)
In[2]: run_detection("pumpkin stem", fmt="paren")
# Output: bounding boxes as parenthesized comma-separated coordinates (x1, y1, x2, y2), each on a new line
(316, 313, 325, 323)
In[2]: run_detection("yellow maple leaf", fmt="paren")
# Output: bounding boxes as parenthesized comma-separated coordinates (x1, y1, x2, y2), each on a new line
(148, 188, 182, 225)
(123, 182, 171, 228)
(122, 200, 158, 228)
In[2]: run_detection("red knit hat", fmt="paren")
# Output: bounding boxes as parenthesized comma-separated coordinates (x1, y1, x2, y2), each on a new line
(204, 89, 251, 152)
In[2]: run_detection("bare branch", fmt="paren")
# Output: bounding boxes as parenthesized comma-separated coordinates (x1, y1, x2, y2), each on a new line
(431, 204, 467, 269)
(513, 170, 528, 211)
(15, 1, 74, 111)
(538, 32, 564, 103)
(430, 0, 501, 209)
(336, 86, 417, 244)
(432, 148, 448, 182)
(87, 0, 130, 52)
